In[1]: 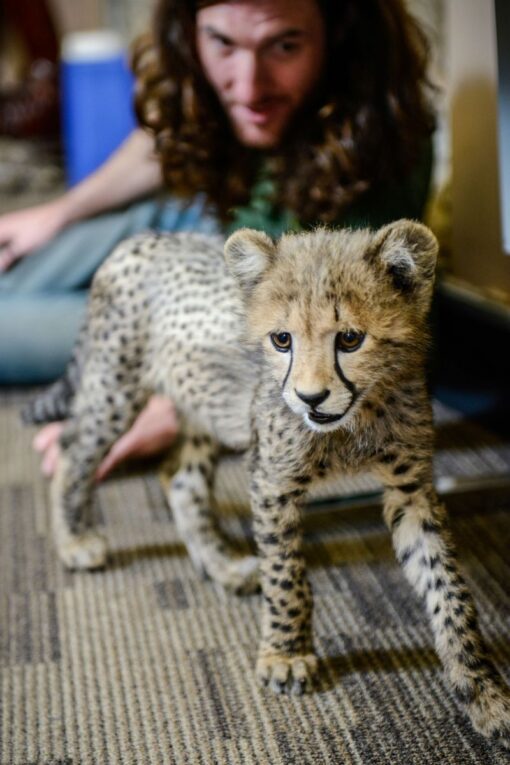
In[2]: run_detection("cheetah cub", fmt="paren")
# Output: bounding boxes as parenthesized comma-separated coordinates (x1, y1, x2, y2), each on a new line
(26, 222, 510, 748)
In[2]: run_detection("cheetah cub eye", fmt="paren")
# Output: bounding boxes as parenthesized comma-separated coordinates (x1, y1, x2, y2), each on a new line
(270, 332, 292, 352)
(336, 331, 365, 353)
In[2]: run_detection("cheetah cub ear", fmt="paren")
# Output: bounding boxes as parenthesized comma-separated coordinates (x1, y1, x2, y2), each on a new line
(370, 219, 438, 305)
(224, 228, 275, 295)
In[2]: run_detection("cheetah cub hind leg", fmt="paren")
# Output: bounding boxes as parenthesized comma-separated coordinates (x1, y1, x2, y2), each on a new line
(51, 453, 109, 571)
(166, 433, 259, 595)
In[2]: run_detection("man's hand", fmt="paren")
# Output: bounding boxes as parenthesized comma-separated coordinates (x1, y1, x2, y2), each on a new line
(0, 130, 162, 273)
(33, 395, 179, 480)
(0, 200, 66, 271)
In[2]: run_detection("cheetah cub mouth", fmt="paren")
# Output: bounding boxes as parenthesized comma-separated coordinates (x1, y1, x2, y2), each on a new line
(301, 400, 356, 432)
(307, 411, 343, 425)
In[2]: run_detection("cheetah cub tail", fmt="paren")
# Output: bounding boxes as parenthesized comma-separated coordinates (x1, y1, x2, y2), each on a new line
(21, 322, 85, 425)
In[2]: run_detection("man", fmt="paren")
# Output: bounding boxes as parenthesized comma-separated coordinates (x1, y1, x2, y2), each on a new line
(0, 0, 434, 475)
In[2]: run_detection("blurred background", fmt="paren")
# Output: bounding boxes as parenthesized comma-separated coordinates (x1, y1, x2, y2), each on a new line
(0, 0, 509, 435)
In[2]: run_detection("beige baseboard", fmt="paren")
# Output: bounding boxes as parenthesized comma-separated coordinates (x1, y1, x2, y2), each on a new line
(438, 273, 510, 326)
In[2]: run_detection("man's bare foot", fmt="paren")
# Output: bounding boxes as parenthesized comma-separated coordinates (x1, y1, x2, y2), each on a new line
(32, 396, 179, 481)
(95, 395, 179, 480)
(33, 421, 63, 476)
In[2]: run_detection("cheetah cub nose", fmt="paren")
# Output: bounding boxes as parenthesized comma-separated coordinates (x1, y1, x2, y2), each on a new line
(295, 389, 330, 408)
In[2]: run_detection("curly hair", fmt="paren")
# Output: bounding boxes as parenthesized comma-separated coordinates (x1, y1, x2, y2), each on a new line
(133, 0, 435, 224)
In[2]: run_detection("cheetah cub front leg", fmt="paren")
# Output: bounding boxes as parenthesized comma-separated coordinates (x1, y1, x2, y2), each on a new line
(251, 480, 318, 694)
(249, 421, 319, 694)
(166, 430, 259, 595)
(379, 463, 510, 749)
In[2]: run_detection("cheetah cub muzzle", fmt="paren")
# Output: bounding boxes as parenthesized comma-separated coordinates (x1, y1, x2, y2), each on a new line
(26, 222, 510, 750)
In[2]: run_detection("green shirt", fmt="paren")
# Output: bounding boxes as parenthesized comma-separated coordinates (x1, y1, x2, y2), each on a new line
(226, 138, 433, 237)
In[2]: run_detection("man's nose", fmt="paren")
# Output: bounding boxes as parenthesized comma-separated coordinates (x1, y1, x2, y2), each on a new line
(230, 52, 267, 104)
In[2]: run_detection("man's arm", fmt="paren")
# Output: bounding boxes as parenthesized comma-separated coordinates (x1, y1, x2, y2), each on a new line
(0, 128, 163, 271)
(58, 128, 163, 224)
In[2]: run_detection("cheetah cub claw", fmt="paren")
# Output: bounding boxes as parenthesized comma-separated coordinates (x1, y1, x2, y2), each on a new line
(256, 653, 318, 695)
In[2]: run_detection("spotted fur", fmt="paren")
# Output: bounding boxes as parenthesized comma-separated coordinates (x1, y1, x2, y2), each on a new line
(31, 223, 510, 749)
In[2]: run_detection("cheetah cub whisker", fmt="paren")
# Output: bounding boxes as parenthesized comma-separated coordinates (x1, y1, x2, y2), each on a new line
(24, 222, 510, 749)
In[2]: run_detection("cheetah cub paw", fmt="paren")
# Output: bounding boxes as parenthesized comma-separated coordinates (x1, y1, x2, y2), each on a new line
(189, 545, 260, 595)
(257, 653, 318, 695)
(207, 554, 260, 595)
(57, 531, 109, 570)
(223, 554, 260, 595)
(468, 681, 510, 751)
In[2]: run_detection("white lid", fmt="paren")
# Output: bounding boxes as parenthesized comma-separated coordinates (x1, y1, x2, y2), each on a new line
(61, 30, 125, 62)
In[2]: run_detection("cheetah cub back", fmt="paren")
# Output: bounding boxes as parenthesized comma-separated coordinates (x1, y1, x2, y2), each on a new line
(47, 222, 510, 750)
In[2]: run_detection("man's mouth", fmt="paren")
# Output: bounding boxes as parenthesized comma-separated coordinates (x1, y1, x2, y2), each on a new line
(307, 411, 343, 425)
(231, 100, 285, 125)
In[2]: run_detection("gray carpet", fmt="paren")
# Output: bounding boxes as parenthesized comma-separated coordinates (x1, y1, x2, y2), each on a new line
(0, 138, 64, 213)
(1, 392, 509, 764)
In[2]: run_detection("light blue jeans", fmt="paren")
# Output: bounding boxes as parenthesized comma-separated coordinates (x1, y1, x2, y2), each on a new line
(0, 196, 221, 384)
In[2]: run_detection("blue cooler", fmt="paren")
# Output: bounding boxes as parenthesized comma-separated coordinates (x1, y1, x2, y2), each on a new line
(61, 30, 137, 186)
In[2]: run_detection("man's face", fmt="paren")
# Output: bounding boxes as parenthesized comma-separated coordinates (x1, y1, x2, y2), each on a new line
(196, 0, 326, 149)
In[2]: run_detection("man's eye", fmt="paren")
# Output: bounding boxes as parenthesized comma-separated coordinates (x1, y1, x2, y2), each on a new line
(270, 332, 292, 352)
(212, 35, 234, 51)
(336, 331, 365, 353)
(277, 41, 297, 52)
(273, 40, 300, 56)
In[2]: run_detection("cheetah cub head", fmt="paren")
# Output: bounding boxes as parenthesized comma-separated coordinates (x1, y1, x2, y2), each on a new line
(224, 221, 438, 433)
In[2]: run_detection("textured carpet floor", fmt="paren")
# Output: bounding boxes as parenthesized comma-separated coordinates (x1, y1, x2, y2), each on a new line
(1, 392, 510, 765)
